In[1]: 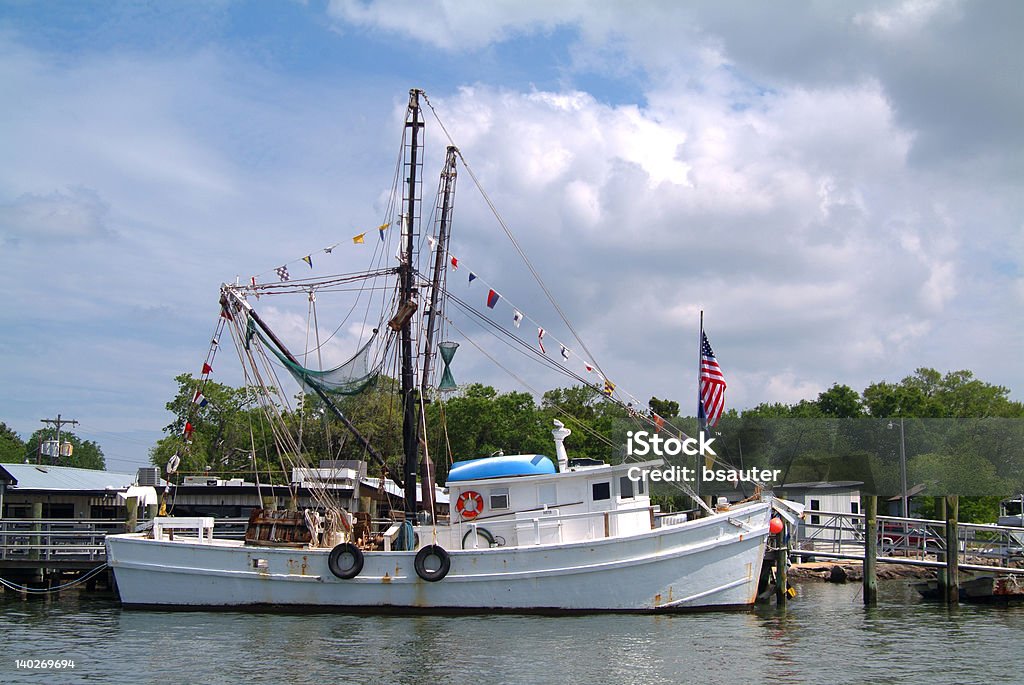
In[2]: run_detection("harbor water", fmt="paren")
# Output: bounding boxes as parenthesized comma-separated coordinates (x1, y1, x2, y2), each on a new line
(2, 580, 1023, 684)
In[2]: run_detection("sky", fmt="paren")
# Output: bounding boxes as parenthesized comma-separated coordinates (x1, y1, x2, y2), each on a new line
(1, 0, 1021, 472)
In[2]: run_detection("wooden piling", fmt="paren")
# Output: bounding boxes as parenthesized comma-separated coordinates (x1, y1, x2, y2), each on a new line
(934, 496, 947, 598)
(124, 495, 138, 533)
(945, 495, 959, 605)
(863, 494, 877, 606)
(775, 524, 788, 607)
(30, 502, 43, 583)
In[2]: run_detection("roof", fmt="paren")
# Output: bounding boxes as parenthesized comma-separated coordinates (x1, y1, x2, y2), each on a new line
(780, 480, 864, 491)
(360, 477, 450, 505)
(0, 463, 140, 492)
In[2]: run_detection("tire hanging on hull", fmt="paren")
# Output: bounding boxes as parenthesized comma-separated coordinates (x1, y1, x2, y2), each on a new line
(414, 545, 450, 582)
(328, 543, 365, 579)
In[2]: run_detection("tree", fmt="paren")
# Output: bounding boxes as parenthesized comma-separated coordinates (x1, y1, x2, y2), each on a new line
(427, 384, 550, 481)
(863, 368, 1023, 418)
(541, 385, 630, 461)
(648, 397, 679, 418)
(816, 384, 864, 418)
(25, 429, 106, 470)
(150, 373, 276, 479)
(0, 422, 26, 463)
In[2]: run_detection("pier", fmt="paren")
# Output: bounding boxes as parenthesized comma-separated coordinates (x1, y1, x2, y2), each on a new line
(778, 497, 1024, 605)
(0, 517, 250, 593)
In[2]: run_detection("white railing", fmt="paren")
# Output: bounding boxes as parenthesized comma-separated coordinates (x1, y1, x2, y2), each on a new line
(794, 510, 1024, 568)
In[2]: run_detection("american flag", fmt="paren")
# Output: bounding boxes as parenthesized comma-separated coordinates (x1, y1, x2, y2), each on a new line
(698, 330, 727, 427)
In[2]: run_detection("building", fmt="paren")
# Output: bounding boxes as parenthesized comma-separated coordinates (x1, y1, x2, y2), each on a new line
(0, 464, 158, 519)
(775, 481, 863, 554)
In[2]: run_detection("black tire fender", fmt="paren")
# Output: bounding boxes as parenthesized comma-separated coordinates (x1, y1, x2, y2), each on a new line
(413, 544, 450, 582)
(461, 527, 495, 550)
(328, 542, 364, 580)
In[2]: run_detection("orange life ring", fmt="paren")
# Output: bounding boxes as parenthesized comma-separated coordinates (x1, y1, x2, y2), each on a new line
(456, 490, 484, 519)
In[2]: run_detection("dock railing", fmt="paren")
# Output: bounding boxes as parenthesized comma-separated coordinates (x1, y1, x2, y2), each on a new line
(794, 510, 1024, 569)
(0, 517, 252, 566)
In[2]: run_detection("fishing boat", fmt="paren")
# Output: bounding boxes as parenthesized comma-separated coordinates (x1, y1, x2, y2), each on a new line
(106, 89, 788, 612)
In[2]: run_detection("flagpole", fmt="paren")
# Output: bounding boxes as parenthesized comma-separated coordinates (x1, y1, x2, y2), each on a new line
(697, 309, 703, 504)
(698, 309, 705, 432)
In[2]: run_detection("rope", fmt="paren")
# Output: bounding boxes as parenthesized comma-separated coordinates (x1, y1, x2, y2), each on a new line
(0, 564, 108, 594)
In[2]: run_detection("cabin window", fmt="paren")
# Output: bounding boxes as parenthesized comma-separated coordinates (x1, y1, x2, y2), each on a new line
(538, 483, 557, 507)
(636, 478, 645, 495)
(618, 476, 634, 499)
(489, 487, 509, 510)
(810, 498, 821, 526)
(592, 482, 611, 502)
(850, 501, 859, 515)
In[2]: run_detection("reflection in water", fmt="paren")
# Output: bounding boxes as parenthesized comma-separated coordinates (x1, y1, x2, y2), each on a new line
(2, 582, 1023, 685)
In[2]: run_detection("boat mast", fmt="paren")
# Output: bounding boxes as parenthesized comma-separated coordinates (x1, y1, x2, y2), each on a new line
(401, 89, 424, 521)
(418, 145, 458, 519)
(420, 146, 458, 399)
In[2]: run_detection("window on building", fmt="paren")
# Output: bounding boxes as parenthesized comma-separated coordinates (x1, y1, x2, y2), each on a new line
(851, 501, 859, 515)
(43, 503, 74, 518)
(810, 498, 821, 526)
(5, 504, 29, 518)
(618, 476, 634, 499)
(91, 505, 119, 519)
(592, 482, 611, 501)
(489, 487, 509, 510)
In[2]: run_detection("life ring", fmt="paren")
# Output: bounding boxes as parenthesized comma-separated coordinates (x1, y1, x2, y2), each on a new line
(456, 490, 484, 519)
(328, 542, 364, 579)
(414, 545, 451, 582)
(461, 526, 495, 550)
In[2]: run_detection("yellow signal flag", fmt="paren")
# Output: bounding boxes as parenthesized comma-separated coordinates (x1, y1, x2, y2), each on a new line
(352, 232, 366, 244)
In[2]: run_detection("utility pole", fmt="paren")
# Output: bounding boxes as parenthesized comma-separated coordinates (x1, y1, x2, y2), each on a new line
(39, 414, 78, 465)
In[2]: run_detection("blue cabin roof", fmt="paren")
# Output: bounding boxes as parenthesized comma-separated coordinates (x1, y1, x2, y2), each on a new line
(446, 454, 556, 482)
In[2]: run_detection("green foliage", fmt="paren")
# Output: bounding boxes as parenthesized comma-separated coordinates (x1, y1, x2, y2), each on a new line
(816, 384, 864, 418)
(0, 422, 26, 463)
(425, 384, 551, 482)
(25, 429, 106, 470)
(540, 385, 629, 461)
(145, 364, 1022, 506)
(862, 368, 1023, 418)
(648, 396, 679, 418)
(914, 496, 1003, 524)
(149, 373, 278, 480)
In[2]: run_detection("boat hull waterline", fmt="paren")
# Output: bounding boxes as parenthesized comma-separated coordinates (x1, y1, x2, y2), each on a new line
(106, 501, 772, 612)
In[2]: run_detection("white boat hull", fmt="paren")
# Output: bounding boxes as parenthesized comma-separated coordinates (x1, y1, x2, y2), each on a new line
(106, 501, 772, 612)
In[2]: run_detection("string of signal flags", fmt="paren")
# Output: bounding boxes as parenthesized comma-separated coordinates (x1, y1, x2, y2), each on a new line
(226, 225, 684, 437)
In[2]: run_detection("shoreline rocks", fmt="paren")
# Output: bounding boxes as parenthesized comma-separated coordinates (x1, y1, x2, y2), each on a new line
(788, 561, 934, 583)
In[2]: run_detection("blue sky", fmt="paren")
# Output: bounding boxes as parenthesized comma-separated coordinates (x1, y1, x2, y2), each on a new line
(1, 0, 1021, 471)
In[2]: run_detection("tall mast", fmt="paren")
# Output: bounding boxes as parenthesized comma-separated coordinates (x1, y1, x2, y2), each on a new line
(418, 145, 459, 520)
(401, 89, 424, 521)
(420, 146, 458, 398)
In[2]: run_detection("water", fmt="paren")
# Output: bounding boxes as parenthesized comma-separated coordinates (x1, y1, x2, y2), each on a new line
(2, 581, 1022, 684)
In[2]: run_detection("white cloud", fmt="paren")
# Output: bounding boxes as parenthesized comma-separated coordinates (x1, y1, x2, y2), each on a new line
(0, 187, 113, 244)
(0, 1, 1020, 471)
